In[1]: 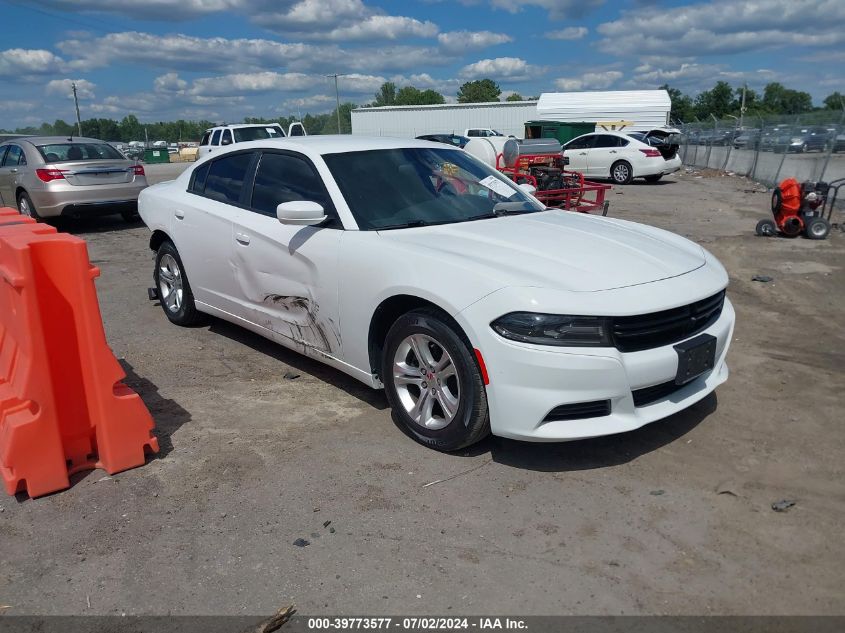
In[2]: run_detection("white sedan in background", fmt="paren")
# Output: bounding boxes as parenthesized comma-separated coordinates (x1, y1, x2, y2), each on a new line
(563, 131, 682, 184)
(139, 136, 733, 451)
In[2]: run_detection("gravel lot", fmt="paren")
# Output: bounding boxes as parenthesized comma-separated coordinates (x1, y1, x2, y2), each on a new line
(2, 162, 843, 616)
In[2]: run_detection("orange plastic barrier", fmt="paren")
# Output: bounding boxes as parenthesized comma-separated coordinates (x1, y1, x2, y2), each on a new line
(0, 210, 158, 497)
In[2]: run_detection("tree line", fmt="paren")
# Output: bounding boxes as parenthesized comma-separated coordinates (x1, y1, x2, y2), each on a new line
(662, 82, 844, 124)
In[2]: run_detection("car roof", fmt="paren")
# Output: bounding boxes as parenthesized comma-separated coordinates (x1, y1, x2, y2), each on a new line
(223, 135, 451, 155)
(5, 136, 105, 146)
(206, 123, 284, 130)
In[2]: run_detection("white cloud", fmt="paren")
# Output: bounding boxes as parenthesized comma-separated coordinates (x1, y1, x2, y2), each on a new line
(45, 78, 96, 99)
(437, 31, 512, 54)
(40, 0, 248, 20)
(598, 0, 845, 56)
(153, 72, 187, 93)
(554, 70, 622, 91)
(488, 0, 604, 18)
(545, 27, 588, 40)
(0, 49, 66, 77)
(459, 57, 539, 82)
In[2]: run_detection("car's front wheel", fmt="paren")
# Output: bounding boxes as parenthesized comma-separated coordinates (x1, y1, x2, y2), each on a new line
(383, 308, 490, 451)
(154, 240, 203, 326)
(610, 160, 633, 185)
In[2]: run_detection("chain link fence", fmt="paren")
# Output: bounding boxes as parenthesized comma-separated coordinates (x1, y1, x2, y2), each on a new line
(678, 112, 845, 190)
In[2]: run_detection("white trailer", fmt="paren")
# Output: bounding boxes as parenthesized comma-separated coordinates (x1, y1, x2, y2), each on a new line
(351, 101, 538, 139)
(535, 90, 671, 132)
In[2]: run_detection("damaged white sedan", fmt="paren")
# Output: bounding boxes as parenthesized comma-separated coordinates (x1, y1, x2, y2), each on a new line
(139, 136, 734, 451)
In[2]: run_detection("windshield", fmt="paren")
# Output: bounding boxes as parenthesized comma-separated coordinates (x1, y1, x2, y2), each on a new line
(37, 143, 125, 162)
(233, 126, 285, 142)
(323, 147, 544, 230)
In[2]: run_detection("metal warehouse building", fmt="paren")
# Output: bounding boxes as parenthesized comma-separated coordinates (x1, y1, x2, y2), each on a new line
(351, 90, 671, 139)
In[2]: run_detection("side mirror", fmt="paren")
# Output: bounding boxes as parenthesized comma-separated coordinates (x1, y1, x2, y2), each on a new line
(276, 201, 327, 226)
(221, 138, 232, 146)
(518, 183, 537, 196)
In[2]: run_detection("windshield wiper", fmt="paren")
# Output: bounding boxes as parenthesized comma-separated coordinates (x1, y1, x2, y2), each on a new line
(376, 219, 435, 231)
(492, 202, 536, 215)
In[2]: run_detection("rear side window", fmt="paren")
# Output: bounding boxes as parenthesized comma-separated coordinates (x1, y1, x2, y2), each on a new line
(189, 162, 211, 194)
(211, 130, 221, 146)
(593, 135, 625, 148)
(200, 132, 211, 146)
(204, 152, 255, 204)
(2, 145, 24, 166)
(250, 152, 339, 227)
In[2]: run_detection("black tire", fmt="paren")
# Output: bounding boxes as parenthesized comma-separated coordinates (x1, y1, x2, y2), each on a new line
(610, 161, 633, 185)
(755, 218, 777, 237)
(153, 240, 203, 326)
(805, 217, 830, 240)
(771, 188, 783, 213)
(382, 308, 490, 451)
(16, 191, 40, 220)
(644, 174, 662, 183)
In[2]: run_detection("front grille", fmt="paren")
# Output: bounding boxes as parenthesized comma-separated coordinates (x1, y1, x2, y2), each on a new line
(612, 291, 725, 353)
(543, 400, 611, 422)
(632, 381, 681, 407)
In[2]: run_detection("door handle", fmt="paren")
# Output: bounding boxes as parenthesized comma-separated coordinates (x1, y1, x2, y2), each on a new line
(610, 150, 617, 154)
(579, 152, 587, 155)
(235, 232, 251, 245)
(10, 168, 18, 173)
(174, 209, 185, 220)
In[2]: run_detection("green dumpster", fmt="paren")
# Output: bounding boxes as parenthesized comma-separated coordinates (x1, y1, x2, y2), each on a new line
(143, 148, 170, 164)
(524, 121, 596, 144)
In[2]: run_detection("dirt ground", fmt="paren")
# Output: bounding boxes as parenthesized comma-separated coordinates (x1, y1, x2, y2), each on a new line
(1, 163, 843, 616)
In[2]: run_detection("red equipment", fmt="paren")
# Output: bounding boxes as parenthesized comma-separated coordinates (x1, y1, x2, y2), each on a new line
(756, 177, 843, 240)
(495, 152, 611, 215)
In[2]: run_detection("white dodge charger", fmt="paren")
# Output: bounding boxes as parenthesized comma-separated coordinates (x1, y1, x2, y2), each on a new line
(138, 136, 734, 451)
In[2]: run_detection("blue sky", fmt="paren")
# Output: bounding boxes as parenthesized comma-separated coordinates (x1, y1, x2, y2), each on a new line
(0, 0, 843, 128)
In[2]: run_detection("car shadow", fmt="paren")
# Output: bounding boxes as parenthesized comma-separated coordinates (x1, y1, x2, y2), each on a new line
(455, 393, 717, 472)
(207, 317, 389, 411)
(51, 214, 143, 235)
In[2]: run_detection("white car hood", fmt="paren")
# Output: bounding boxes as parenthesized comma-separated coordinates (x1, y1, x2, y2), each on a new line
(378, 211, 705, 292)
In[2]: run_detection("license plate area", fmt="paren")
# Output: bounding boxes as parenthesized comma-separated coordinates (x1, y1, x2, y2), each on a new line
(674, 334, 716, 385)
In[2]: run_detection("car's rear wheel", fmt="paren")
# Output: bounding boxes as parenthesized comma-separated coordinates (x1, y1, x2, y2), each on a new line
(610, 161, 633, 185)
(154, 240, 203, 326)
(383, 308, 489, 451)
(16, 191, 40, 220)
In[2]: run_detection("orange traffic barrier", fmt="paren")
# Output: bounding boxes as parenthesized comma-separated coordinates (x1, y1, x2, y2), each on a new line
(0, 210, 158, 497)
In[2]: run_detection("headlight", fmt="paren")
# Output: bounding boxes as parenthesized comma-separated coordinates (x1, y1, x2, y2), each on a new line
(790, 137, 803, 143)
(491, 312, 613, 347)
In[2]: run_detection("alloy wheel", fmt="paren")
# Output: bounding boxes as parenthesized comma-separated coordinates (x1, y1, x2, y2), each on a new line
(18, 197, 31, 217)
(392, 333, 460, 430)
(613, 163, 630, 183)
(158, 254, 184, 313)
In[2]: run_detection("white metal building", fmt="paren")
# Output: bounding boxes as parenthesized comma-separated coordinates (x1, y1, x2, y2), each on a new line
(351, 101, 538, 138)
(351, 90, 672, 139)
(535, 90, 671, 132)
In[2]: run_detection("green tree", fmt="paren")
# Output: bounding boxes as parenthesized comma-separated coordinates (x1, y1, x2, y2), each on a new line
(660, 84, 695, 122)
(693, 81, 733, 119)
(320, 102, 356, 134)
(762, 82, 812, 114)
(393, 86, 445, 105)
(506, 93, 524, 102)
(457, 78, 501, 103)
(823, 91, 844, 110)
(373, 82, 397, 107)
(119, 114, 144, 142)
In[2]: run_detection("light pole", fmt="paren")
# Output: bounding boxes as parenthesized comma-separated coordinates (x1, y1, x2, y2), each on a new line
(326, 73, 346, 134)
(71, 81, 82, 137)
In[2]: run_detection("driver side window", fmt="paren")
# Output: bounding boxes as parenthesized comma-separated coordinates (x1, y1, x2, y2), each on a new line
(250, 152, 340, 228)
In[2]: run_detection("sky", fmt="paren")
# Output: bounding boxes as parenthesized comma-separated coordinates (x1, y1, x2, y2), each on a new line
(0, 0, 843, 129)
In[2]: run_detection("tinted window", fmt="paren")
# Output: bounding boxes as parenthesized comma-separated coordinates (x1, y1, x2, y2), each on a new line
(0, 146, 8, 166)
(233, 126, 285, 142)
(251, 152, 337, 225)
(467, 130, 479, 137)
(37, 143, 123, 162)
(211, 130, 221, 146)
(204, 152, 254, 204)
(190, 161, 211, 194)
(3, 145, 24, 166)
(593, 135, 622, 148)
(565, 135, 594, 150)
(200, 132, 211, 146)
(222, 129, 233, 146)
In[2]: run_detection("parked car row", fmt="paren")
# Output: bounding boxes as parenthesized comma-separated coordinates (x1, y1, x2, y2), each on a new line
(138, 135, 734, 451)
(685, 125, 839, 153)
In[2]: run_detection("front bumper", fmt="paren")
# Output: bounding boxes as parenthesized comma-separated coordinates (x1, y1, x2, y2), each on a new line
(457, 281, 734, 442)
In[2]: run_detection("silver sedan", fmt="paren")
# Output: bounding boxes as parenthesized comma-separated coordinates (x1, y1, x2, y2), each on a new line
(0, 136, 148, 220)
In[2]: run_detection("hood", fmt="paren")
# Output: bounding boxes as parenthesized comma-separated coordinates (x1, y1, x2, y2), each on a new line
(378, 211, 705, 292)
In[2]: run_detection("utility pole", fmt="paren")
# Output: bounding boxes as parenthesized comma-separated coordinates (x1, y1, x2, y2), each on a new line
(71, 81, 82, 137)
(326, 73, 346, 134)
(739, 82, 747, 129)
